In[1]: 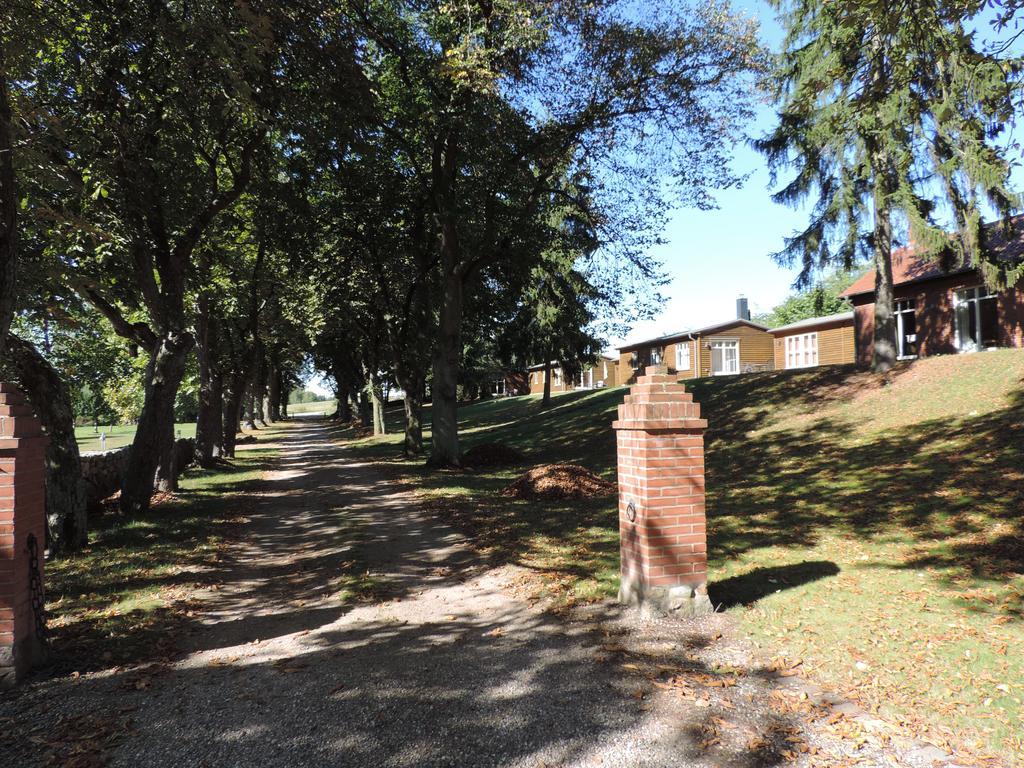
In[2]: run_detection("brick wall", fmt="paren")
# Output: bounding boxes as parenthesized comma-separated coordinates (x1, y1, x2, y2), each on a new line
(612, 366, 711, 615)
(0, 383, 48, 686)
(851, 276, 1024, 364)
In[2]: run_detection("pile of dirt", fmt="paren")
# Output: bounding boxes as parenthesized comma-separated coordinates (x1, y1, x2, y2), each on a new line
(502, 463, 615, 500)
(462, 442, 524, 468)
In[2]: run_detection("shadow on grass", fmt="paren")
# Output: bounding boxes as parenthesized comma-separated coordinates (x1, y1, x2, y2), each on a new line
(6, 417, 818, 768)
(43, 447, 282, 673)
(339, 355, 1024, 616)
(709, 561, 841, 610)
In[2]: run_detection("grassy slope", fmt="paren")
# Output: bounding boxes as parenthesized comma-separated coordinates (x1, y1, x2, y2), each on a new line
(288, 398, 337, 415)
(344, 350, 1024, 763)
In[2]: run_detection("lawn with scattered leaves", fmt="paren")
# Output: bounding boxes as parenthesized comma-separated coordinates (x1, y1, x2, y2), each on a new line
(45, 446, 275, 672)
(342, 349, 1024, 765)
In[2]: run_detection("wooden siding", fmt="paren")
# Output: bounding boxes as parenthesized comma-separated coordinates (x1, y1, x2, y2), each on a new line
(697, 325, 774, 377)
(528, 360, 618, 395)
(665, 340, 698, 380)
(772, 323, 855, 369)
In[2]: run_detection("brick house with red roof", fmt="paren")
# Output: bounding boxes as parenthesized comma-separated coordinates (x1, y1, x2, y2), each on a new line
(841, 223, 1024, 366)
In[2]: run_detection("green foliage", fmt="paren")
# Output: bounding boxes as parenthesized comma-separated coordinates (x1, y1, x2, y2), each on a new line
(288, 389, 327, 405)
(755, 266, 866, 328)
(758, 0, 1022, 288)
(312, 0, 763, 436)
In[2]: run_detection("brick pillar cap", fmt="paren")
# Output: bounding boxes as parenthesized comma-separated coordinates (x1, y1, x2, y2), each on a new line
(612, 366, 706, 431)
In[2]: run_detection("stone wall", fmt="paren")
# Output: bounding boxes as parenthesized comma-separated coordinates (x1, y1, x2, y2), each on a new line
(80, 437, 195, 509)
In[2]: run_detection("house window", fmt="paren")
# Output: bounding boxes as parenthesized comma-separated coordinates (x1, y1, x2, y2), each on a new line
(675, 341, 691, 371)
(784, 333, 818, 369)
(895, 298, 918, 359)
(710, 340, 739, 375)
(491, 378, 507, 396)
(955, 286, 999, 352)
(650, 348, 663, 365)
(553, 367, 561, 386)
(629, 352, 639, 370)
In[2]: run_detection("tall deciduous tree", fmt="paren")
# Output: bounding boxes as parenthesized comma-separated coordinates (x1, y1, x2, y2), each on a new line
(26, 1, 277, 512)
(354, 0, 760, 466)
(758, 0, 1020, 372)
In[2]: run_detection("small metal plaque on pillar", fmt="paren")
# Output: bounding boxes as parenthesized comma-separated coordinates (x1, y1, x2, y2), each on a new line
(612, 366, 712, 617)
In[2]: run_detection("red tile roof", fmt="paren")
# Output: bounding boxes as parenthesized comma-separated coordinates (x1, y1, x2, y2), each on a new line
(841, 216, 1024, 298)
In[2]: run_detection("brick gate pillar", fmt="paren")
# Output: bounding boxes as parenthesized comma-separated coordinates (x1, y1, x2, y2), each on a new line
(613, 365, 711, 616)
(0, 383, 49, 686)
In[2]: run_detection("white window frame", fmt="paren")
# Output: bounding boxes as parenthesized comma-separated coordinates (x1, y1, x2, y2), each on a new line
(675, 341, 691, 371)
(492, 378, 507, 396)
(954, 286, 998, 353)
(894, 298, 918, 360)
(784, 332, 818, 369)
(709, 339, 740, 376)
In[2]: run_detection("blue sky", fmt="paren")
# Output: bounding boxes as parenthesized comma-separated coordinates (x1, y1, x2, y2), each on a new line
(611, 2, 802, 348)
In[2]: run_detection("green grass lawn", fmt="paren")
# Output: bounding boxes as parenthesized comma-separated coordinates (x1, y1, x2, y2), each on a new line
(288, 398, 337, 414)
(340, 351, 1024, 764)
(75, 422, 197, 452)
(72, 400, 336, 450)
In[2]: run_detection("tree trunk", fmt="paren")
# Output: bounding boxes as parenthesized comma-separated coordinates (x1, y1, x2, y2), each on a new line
(337, 389, 352, 422)
(870, 152, 898, 373)
(209, 372, 224, 457)
(253, 386, 266, 427)
(542, 358, 552, 406)
(395, 366, 424, 455)
(402, 388, 423, 455)
(867, 41, 897, 374)
(358, 390, 371, 428)
(221, 374, 246, 459)
(267, 366, 280, 421)
(4, 334, 87, 552)
(121, 331, 193, 514)
(0, 56, 16, 358)
(195, 300, 223, 467)
(195, 367, 224, 467)
(367, 374, 386, 436)
(242, 386, 257, 431)
(280, 384, 290, 418)
(428, 270, 462, 467)
(253, 353, 268, 426)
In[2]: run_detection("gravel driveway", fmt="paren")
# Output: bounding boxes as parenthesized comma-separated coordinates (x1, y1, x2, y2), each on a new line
(1, 419, 972, 767)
